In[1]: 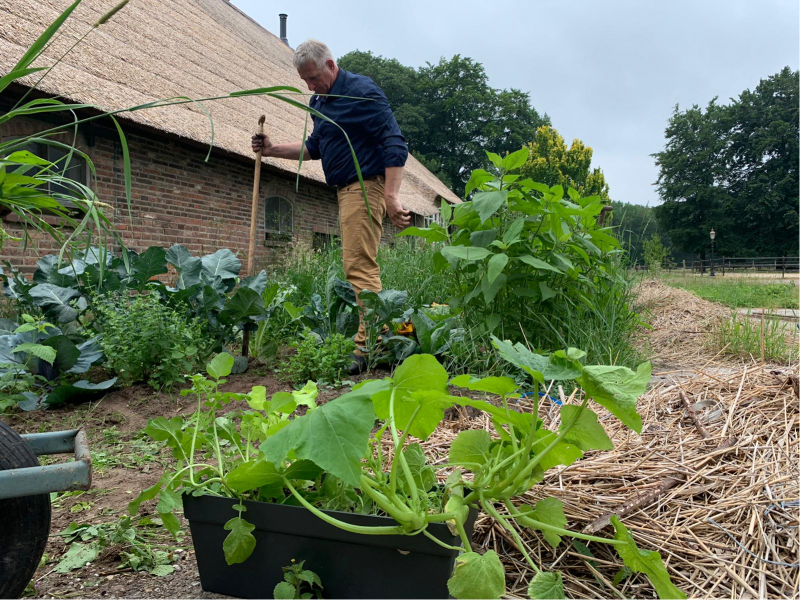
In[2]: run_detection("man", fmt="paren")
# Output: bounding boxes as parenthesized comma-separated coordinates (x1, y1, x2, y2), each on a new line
(252, 39, 410, 374)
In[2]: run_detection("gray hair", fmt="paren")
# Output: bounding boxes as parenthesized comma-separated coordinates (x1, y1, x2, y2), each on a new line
(293, 39, 334, 70)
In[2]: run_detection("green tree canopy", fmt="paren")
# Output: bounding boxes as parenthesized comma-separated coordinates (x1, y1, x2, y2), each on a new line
(519, 125, 611, 202)
(653, 67, 799, 257)
(338, 51, 550, 197)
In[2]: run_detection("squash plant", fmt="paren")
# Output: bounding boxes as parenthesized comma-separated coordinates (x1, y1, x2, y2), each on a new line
(133, 345, 684, 599)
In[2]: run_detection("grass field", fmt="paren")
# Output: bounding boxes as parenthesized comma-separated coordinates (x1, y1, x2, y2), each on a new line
(661, 273, 799, 309)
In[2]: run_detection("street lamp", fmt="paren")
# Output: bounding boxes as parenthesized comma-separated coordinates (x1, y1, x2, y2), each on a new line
(709, 228, 716, 277)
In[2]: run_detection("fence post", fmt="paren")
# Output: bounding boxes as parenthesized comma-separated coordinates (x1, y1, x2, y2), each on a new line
(782, 256, 785, 279)
(722, 256, 725, 276)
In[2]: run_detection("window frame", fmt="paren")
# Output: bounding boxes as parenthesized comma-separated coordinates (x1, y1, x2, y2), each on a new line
(264, 195, 294, 239)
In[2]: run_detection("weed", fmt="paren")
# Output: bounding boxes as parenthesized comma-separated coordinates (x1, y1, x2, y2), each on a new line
(282, 332, 355, 385)
(709, 311, 797, 363)
(55, 516, 179, 576)
(273, 560, 324, 599)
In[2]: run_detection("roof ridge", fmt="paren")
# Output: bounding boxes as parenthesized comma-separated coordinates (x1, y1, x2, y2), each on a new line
(221, 0, 292, 50)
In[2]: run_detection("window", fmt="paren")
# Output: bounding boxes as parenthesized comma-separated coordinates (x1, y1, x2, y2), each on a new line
(7, 140, 89, 202)
(313, 231, 339, 251)
(264, 196, 293, 238)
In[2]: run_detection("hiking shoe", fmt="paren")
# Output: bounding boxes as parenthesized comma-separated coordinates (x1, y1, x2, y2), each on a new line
(347, 353, 367, 376)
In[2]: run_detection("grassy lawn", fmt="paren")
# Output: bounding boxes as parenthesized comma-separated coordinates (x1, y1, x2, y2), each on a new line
(661, 274, 799, 309)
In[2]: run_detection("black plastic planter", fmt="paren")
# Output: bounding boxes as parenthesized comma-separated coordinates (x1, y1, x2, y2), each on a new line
(183, 494, 477, 599)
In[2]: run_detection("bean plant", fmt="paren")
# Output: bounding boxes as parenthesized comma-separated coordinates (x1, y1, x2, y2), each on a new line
(134, 345, 684, 599)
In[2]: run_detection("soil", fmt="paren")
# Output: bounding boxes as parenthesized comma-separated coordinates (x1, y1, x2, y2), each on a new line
(1, 361, 388, 600)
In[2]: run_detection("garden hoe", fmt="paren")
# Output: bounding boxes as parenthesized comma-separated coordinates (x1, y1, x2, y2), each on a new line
(239, 114, 266, 371)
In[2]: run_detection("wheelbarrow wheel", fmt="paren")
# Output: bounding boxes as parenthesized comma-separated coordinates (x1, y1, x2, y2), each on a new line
(0, 421, 51, 598)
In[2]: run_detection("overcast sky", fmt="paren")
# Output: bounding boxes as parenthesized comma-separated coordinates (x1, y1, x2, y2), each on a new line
(232, 0, 798, 207)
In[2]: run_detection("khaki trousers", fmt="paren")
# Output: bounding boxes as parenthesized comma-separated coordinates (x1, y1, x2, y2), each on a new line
(337, 176, 386, 348)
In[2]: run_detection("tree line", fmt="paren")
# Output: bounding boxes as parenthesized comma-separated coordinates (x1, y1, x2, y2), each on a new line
(653, 67, 798, 259)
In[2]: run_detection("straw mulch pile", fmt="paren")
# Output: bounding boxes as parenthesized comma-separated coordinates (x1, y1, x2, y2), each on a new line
(412, 279, 799, 599)
(634, 279, 732, 366)
(425, 364, 799, 599)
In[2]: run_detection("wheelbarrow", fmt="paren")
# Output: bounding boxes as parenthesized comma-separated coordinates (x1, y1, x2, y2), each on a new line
(0, 422, 91, 598)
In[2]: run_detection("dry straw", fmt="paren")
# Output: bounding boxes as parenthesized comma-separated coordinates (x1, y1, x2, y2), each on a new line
(413, 279, 799, 599)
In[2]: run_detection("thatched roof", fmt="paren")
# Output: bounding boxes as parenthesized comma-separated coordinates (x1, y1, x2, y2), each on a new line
(0, 0, 461, 216)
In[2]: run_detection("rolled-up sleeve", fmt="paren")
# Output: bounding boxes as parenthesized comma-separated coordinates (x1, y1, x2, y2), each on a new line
(362, 86, 408, 168)
(304, 116, 321, 160)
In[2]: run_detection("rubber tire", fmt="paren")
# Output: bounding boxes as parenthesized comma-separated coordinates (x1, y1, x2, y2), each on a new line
(0, 421, 51, 599)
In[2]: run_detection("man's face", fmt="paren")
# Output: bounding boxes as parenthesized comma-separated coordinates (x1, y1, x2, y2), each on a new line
(297, 59, 337, 95)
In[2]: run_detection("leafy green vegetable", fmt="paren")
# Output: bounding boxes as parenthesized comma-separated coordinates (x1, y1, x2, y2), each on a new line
(447, 551, 505, 599)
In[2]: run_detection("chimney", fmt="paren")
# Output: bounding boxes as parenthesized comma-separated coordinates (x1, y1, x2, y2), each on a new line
(279, 14, 289, 46)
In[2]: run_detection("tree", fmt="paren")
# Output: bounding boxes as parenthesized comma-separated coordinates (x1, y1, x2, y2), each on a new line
(338, 51, 549, 197)
(519, 126, 611, 202)
(653, 68, 798, 258)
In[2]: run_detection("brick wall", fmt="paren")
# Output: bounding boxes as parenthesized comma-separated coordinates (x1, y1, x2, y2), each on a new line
(1, 112, 401, 274)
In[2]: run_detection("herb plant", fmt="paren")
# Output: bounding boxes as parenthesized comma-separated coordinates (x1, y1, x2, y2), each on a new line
(134, 345, 684, 599)
(92, 291, 209, 389)
(282, 331, 355, 385)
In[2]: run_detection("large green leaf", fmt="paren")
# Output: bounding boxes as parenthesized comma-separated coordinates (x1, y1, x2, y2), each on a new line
(66, 337, 104, 374)
(260, 381, 388, 487)
(201, 249, 241, 281)
(219, 287, 267, 325)
(372, 389, 453, 441)
(449, 430, 492, 472)
(447, 550, 505, 599)
(223, 517, 256, 565)
(611, 516, 686, 599)
(241, 270, 268, 295)
(397, 443, 436, 495)
(472, 190, 508, 224)
(54, 541, 101, 573)
(392, 354, 449, 395)
(207, 352, 234, 379)
(397, 224, 449, 243)
(45, 378, 117, 406)
(41, 334, 80, 372)
(491, 336, 548, 383)
(486, 253, 508, 284)
(441, 246, 492, 262)
(130, 246, 167, 289)
(531, 429, 583, 470)
(517, 497, 567, 548)
(519, 255, 564, 274)
(559, 405, 613, 451)
(578, 362, 651, 433)
(225, 459, 281, 493)
(28, 283, 81, 323)
(527, 572, 565, 599)
(166, 244, 202, 289)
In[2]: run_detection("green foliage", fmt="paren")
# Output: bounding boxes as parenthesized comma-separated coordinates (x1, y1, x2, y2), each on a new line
(400, 147, 642, 368)
(654, 67, 799, 258)
(92, 291, 209, 389)
(662, 276, 798, 309)
(274, 560, 324, 600)
(57, 516, 177, 576)
(642, 233, 672, 272)
(0, 244, 273, 358)
(338, 51, 550, 197)
(709, 311, 797, 363)
(520, 126, 610, 202)
(282, 332, 355, 385)
(292, 271, 359, 341)
(0, 314, 111, 410)
(135, 338, 683, 599)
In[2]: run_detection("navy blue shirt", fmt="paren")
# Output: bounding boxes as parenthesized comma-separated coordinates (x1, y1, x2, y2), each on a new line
(305, 69, 408, 187)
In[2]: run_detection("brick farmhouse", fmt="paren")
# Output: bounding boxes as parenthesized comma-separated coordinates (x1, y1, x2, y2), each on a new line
(0, 0, 460, 271)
